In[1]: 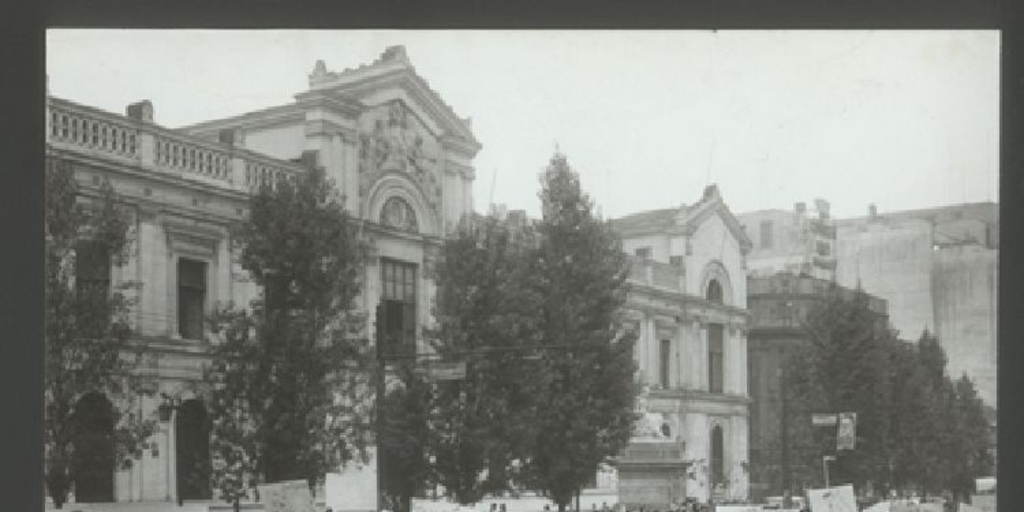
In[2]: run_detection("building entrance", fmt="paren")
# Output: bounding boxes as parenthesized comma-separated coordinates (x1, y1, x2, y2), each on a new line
(175, 399, 212, 500)
(71, 392, 115, 502)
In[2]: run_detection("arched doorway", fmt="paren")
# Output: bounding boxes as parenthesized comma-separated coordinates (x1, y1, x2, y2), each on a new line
(175, 399, 212, 500)
(71, 392, 115, 503)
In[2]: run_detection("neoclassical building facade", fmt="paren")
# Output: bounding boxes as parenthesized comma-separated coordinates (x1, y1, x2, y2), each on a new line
(46, 46, 479, 505)
(611, 185, 753, 504)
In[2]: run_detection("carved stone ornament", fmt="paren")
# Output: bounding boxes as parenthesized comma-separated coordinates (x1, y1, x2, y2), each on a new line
(358, 101, 442, 211)
(380, 196, 418, 233)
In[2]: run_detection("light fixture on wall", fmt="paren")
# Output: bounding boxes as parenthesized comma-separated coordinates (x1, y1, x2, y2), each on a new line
(158, 393, 181, 422)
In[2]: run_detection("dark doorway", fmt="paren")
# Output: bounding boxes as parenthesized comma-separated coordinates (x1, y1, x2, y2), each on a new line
(175, 399, 212, 500)
(71, 392, 115, 503)
(711, 425, 725, 488)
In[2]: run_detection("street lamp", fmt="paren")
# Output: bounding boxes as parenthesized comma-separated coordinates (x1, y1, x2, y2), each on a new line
(822, 455, 836, 489)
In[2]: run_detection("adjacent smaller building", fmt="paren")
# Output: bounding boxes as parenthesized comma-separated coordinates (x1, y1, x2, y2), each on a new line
(745, 273, 887, 501)
(736, 199, 837, 282)
(612, 185, 753, 504)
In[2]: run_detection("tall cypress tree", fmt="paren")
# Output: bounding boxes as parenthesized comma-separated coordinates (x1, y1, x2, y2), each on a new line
(428, 214, 546, 504)
(523, 153, 638, 512)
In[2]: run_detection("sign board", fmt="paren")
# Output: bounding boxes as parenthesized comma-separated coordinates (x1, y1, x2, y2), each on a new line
(420, 360, 466, 381)
(812, 413, 838, 426)
(325, 458, 378, 512)
(807, 485, 856, 512)
(257, 480, 316, 512)
(836, 412, 857, 450)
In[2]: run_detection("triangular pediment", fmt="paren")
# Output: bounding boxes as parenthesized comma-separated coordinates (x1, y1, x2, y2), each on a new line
(679, 186, 753, 252)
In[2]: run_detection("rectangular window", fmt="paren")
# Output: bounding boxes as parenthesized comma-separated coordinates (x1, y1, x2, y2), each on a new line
(379, 259, 417, 356)
(760, 220, 774, 249)
(708, 324, 724, 393)
(669, 255, 684, 268)
(816, 240, 831, 257)
(660, 339, 671, 389)
(178, 258, 207, 340)
(634, 247, 652, 260)
(75, 240, 111, 337)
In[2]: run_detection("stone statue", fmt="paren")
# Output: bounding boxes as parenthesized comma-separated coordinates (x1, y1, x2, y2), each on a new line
(633, 385, 669, 440)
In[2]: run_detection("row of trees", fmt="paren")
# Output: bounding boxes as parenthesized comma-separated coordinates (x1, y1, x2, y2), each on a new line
(44, 151, 637, 511)
(779, 288, 993, 501)
(376, 154, 638, 512)
(206, 153, 639, 512)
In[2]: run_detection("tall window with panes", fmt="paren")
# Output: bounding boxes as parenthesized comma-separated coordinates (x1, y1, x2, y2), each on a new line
(660, 339, 671, 389)
(177, 259, 207, 340)
(708, 324, 724, 393)
(379, 259, 417, 356)
(75, 240, 111, 337)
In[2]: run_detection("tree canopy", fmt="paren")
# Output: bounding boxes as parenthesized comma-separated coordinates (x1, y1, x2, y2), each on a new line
(44, 156, 155, 509)
(205, 168, 374, 509)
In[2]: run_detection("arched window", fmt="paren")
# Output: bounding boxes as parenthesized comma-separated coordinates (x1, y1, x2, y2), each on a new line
(707, 279, 723, 304)
(711, 425, 725, 488)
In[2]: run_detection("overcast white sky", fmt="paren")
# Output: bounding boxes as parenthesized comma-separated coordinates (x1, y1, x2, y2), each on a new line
(46, 30, 999, 220)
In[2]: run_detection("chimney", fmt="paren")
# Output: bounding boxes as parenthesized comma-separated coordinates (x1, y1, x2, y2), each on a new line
(126, 100, 154, 123)
(298, 150, 320, 169)
(218, 128, 245, 147)
(869, 204, 878, 219)
(815, 198, 830, 220)
(795, 202, 807, 214)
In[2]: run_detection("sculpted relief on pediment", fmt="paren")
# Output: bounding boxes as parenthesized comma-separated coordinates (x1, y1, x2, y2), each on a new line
(358, 100, 443, 211)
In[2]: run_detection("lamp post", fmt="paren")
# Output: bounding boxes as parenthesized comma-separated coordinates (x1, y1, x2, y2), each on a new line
(822, 455, 835, 489)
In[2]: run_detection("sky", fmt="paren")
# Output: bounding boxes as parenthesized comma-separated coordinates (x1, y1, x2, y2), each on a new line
(46, 30, 999, 220)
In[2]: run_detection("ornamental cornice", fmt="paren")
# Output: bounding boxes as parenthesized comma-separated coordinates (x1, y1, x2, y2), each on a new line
(293, 89, 367, 118)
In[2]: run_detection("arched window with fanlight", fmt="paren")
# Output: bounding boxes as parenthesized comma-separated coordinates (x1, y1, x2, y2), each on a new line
(707, 278, 723, 304)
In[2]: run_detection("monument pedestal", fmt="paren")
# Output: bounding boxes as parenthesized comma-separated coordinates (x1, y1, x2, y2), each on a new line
(615, 440, 689, 508)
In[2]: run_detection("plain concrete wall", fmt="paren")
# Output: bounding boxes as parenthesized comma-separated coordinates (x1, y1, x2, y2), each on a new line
(932, 245, 998, 406)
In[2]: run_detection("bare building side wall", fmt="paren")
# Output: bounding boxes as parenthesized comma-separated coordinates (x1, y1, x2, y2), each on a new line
(932, 246, 998, 406)
(836, 221, 935, 339)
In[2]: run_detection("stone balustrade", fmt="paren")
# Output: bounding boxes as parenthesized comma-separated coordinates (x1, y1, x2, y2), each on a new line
(49, 100, 140, 161)
(47, 97, 308, 193)
(628, 257, 685, 292)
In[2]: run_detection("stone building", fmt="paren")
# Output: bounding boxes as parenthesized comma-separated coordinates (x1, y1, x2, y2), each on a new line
(45, 46, 479, 506)
(611, 185, 752, 504)
(735, 199, 838, 282)
(834, 203, 998, 406)
(745, 273, 887, 501)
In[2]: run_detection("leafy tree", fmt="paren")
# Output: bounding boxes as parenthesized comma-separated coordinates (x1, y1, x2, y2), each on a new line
(205, 168, 374, 509)
(427, 214, 547, 504)
(379, 361, 433, 512)
(44, 157, 156, 508)
(522, 153, 638, 512)
(783, 286, 894, 492)
(945, 374, 993, 501)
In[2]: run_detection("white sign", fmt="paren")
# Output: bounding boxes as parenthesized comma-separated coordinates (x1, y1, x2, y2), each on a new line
(836, 412, 857, 450)
(807, 485, 856, 512)
(812, 413, 838, 426)
(325, 453, 378, 512)
(421, 360, 466, 381)
(258, 480, 316, 512)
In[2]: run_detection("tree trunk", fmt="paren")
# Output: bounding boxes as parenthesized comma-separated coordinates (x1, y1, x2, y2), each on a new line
(233, 497, 241, 512)
(45, 460, 70, 510)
